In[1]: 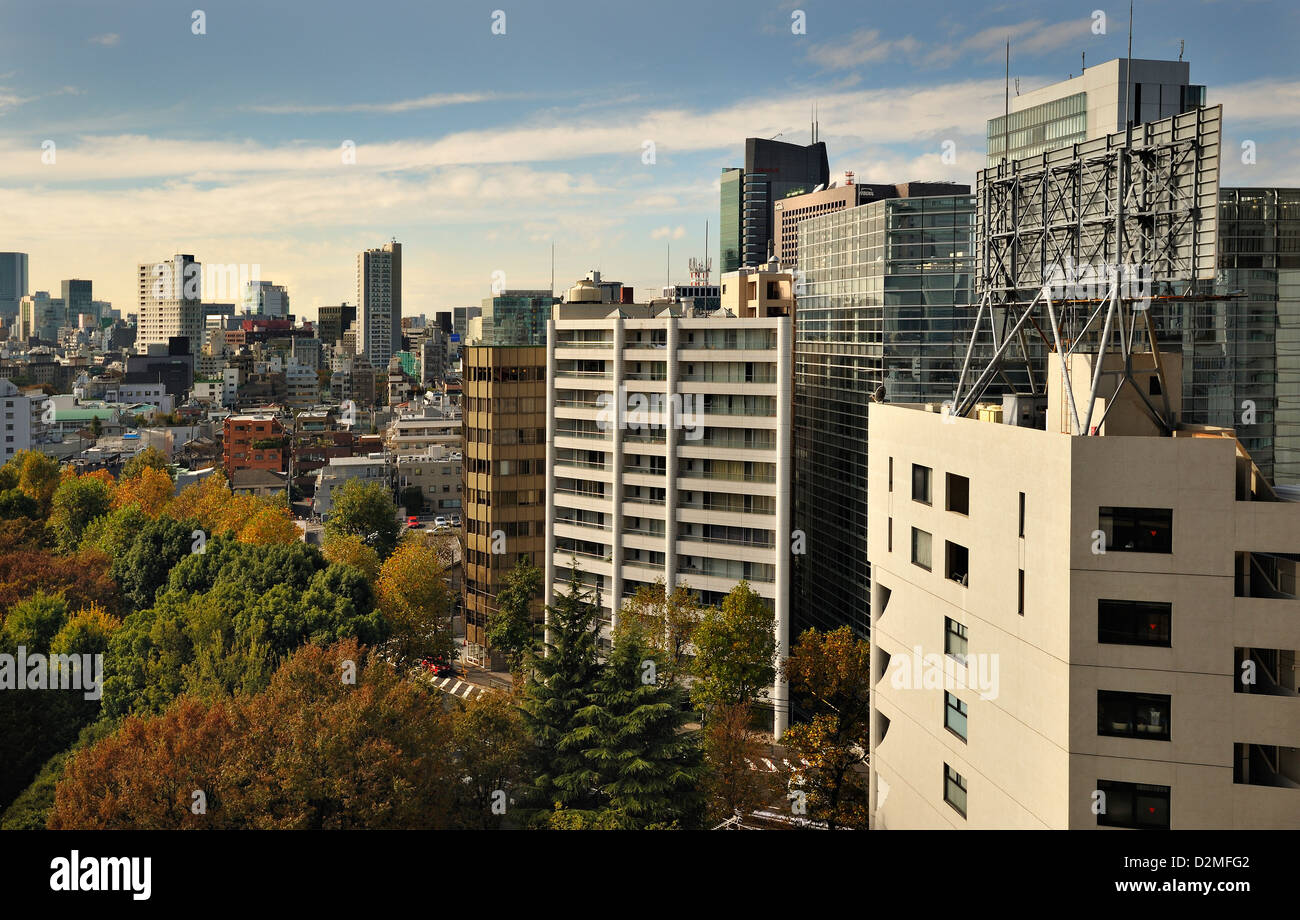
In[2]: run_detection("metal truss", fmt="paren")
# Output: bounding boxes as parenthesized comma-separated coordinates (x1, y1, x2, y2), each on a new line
(952, 105, 1222, 430)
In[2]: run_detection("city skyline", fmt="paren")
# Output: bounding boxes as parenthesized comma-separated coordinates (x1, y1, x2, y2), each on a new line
(2, 0, 1299, 318)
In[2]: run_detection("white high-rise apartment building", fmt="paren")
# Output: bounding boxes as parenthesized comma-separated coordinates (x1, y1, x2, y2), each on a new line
(544, 307, 794, 733)
(137, 254, 203, 353)
(357, 241, 401, 366)
(868, 355, 1300, 829)
(242, 280, 290, 318)
(0, 379, 33, 460)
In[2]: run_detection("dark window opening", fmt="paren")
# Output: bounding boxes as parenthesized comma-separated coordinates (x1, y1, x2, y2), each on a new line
(1098, 599, 1172, 646)
(1099, 506, 1172, 554)
(946, 473, 969, 515)
(1098, 690, 1171, 741)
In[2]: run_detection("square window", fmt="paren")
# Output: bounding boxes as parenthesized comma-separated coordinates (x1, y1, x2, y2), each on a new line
(944, 617, 968, 663)
(1099, 506, 1172, 554)
(1098, 599, 1171, 646)
(1098, 690, 1171, 741)
(911, 527, 932, 571)
(945, 541, 969, 586)
(912, 464, 931, 504)
(946, 473, 969, 515)
(943, 764, 967, 817)
(945, 691, 968, 741)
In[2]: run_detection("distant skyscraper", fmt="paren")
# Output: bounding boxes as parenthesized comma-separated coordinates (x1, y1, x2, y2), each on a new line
(357, 241, 402, 365)
(0, 253, 28, 323)
(719, 138, 830, 271)
(317, 303, 357, 348)
(242, 280, 289, 318)
(61, 279, 93, 326)
(137, 254, 203, 354)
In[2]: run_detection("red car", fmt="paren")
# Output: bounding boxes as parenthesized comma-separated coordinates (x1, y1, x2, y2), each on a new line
(421, 658, 457, 677)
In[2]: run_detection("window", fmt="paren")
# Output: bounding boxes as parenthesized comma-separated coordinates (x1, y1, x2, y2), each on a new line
(1099, 506, 1173, 554)
(945, 541, 969, 586)
(946, 473, 969, 515)
(911, 464, 931, 504)
(1018, 492, 1025, 537)
(911, 527, 932, 571)
(1096, 780, 1170, 829)
(887, 517, 893, 552)
(944, 692, 968, 741)
(944, 617, 968, 663)
(1098, 690, 1171, 740)
(1098, 599, 1172, 646)
(1018, 569, 1025, 616)
(943, 764, 967, 817)
(888, 457, 894, 492)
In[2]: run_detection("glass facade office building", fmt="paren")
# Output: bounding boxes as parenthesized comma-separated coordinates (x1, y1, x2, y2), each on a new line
(986, 92, 1087, 165)
(479, 291, 557, 347)
(720, 168, 743, 274)
(793, 194, 976, 636)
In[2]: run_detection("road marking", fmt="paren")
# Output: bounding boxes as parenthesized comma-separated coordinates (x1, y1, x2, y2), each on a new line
(761, 758, 777, 772)
(450, 680, 463, 695)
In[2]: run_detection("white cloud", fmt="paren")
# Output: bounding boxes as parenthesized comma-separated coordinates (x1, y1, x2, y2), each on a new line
(89, 33, 120, 46)
(245, 92, 497, 115)
(651, 226, 687, 240)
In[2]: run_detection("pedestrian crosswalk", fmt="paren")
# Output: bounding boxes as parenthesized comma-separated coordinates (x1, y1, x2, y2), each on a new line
(421, 673, 493, 701)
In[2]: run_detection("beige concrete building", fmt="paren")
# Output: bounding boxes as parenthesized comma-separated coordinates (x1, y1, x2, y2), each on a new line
(719, 268, 795, 318)
(868, 354, 1300, 829)
(544, 305, 793, 733)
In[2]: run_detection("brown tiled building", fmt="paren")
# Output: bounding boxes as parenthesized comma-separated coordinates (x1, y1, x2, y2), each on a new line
(462, 345, 547, 659)
(222, 414, 287, 476)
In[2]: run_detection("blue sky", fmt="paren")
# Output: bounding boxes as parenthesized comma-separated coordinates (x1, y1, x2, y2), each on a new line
(1, 0, 1297, 320)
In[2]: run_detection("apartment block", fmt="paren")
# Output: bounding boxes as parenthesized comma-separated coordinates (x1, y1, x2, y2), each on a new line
(544, 307, 793, 733)
(463, 345, 548, 655)
(222, 414, 287, 477)
(137, 255, 204, 354)
(867, 356, 1300, 829)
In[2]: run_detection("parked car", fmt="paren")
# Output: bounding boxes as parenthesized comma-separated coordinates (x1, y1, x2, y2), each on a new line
(406, 515, 420, 527)
(449, 513, 462, 527)
(421, 657, 457, 677)
(434, 515, 449, 529)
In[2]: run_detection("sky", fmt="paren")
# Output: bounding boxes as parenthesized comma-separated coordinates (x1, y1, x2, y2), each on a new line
(0, 0, 1298, 321)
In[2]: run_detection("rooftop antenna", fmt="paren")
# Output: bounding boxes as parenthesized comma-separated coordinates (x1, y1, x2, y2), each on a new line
(1082, 50, 1086, 73)
(1124, 0, 1134, 128)
(1178, 38, 1184, 61)
(1002, 39, 1010, 164)
(550, 243, 554, 298)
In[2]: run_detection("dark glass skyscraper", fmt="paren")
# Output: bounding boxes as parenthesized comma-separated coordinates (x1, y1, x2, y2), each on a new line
(720, 138, 829, 272)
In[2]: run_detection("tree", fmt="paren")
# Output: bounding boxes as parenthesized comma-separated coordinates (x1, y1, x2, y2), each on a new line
(0, 488, 39, 521)
(617, 578, 702, 684)
(701, 701, 781, 824)
(324, 478, 400, 559)
(690, 580, 776, 717)
(88, 416, 102, 441)
(49, 475, 114, 552)
(779, 627, 872, 831)
(51, 640, 460, 829)
(575, 622, 706, 828)
(111, 466, 174, 518)
(0, 548, 119, 623)
(488, 555, 541, 678)
(322, 532, 381, 581)
(519, 566, 603, 819)
(121, 446, 172, 481)
(8, 450, 61, 513)
(449, 692, 530, 829)
(235, 503, 299, 545)
(375, 536, 454, 665)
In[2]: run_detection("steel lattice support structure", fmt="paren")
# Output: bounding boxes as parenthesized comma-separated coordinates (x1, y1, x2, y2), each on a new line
(952, 105, 1222, 432)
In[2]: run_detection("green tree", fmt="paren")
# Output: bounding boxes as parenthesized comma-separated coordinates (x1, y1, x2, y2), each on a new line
(0, 489, 38, 521)
(450, 692, 531, 829)
(488, 555, 541, 678)
(779, 627, 872, 831)
(519, 566, 602, 819)
(324, 478, 400, 559)
(375, 536, 454, 666)
(690, 580, 776, 717)
(121, 446, 171, 481)
(617, 578, 703, 684)
(49, 476, 113, 552)
(8, 450, 60, 513)
(575, 622, 706, 828)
